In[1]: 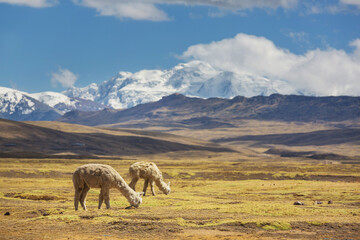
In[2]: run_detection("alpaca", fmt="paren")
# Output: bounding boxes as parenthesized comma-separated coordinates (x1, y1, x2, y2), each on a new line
(72, 164, 143, 211)
(129, 162, 170, 196)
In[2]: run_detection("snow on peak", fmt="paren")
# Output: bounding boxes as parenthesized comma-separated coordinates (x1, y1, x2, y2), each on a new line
(0, 87, 36, 115)
(63, 83, 99, 102)
(197, 71, 296, 98)
(30, 91, 74, 108)
(32, 90, 107, 114)
(0, 86, 106, 120)
(116, 71, 133, 79)
(63, 61, 298, 109)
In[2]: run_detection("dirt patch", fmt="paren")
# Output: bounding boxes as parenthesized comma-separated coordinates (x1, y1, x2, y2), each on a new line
(4, 192, 63, 201)
(29, 209, 51, 217)
(0, 170, 70, 178)
(79, 215, 95, 219)
(179, 229, 252, 239)
(190, 171, 360, 182)
(212, 221, 360, 239)
(108, 220, 183, 239)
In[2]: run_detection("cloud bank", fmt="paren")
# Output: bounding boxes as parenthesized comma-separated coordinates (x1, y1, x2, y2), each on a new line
(182, 33, 360, 96)
(2, 0, 359, 20)
(51, 68, 78, 88)
(0, 0, 57, 8)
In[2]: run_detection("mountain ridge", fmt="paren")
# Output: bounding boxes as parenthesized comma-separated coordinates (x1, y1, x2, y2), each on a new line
(59, 93, 360, 126)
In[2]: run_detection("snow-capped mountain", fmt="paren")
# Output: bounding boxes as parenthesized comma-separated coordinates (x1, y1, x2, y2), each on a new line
(30, 91, 107, 114)
(1, 60, 300, 121)
(0, 87, 108, 121)
(196, 71, 296, 98)
(64, 61, 298, 109)
(0, 87, 61, 121)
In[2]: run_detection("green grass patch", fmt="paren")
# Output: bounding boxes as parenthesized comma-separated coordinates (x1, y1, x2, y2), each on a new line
(45, 214, 80, 222)
(307, 221, 323, 226)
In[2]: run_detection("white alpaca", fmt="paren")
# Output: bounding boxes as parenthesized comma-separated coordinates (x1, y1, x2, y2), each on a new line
(129, 162, 170, 196)
(72, 164, 143, 210)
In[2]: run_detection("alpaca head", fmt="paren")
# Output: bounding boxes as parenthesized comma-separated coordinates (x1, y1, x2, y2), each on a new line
(130, 192, 144, 208)
(164, 182, 171, 195)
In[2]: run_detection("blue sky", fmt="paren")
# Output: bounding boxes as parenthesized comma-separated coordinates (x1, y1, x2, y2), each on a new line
(0, 0, 360, 95)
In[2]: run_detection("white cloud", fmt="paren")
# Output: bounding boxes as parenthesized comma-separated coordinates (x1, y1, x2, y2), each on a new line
(172, 0, 298, 9)
(72, 0, 298, 21)
(340, 0, 360, 8)
(72, 0, 170, 21)
(182, 33, 360, 96)
(302, 0, 360, 14)
(287, 31, 309, 45)
(0, 0, 57, 8)
(350, 39, 360, 58)
(51, 68, 78, 88)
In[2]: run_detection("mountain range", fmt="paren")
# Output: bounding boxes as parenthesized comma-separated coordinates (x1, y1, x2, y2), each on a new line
(59, 93, 360, 127)
(0, 61, 300, 121)
(1, 61, 359, 123)
(63, 61, 298, 109)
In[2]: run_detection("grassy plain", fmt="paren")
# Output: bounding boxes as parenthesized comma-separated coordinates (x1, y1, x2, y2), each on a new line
(1, 151, 360, 239)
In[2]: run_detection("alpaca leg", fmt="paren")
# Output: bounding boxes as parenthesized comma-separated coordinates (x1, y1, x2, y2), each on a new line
(104, 189, 111, 209)
(74, 189, 81, 211)
(129, 177, 139, 191)
(98, 188, 105, 209)
(150, 181, 156, 196)
(80, 185, 90, 211)
(143, 179, 149, 196)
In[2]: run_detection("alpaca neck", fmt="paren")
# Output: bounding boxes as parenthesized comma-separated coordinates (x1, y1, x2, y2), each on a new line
(115, 175, 137, 204)
(155, 178, 169, 194)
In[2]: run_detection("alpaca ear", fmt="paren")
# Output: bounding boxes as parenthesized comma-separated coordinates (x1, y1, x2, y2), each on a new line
(139, 192, 145, 196)
(168, 182, 171, 187)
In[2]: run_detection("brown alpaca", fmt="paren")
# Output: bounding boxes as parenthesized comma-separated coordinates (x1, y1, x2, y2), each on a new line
(129, 162, 170, 196)
(72, 164, 143, 210)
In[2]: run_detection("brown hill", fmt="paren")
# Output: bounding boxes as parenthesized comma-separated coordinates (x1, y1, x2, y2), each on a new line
(214, 128, 360, 146)
(0, 119, 232, 157)
(59, 94, 360, 127)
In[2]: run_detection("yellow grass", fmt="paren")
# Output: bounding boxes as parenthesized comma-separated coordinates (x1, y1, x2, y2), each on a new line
(1, 153, 359, 239)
